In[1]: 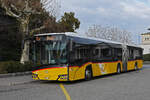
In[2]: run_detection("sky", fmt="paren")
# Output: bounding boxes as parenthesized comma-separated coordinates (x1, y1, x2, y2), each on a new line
(59, 0, 150, 44)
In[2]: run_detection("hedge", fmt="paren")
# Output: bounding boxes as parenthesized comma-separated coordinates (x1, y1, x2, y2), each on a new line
(0, 61, 33, 74)
(143, 54, 150, 61)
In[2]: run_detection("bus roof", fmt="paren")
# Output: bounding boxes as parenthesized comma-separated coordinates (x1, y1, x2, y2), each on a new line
(35, 32, 142, 48)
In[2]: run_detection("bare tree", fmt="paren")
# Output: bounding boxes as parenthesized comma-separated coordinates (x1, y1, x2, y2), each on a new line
(85, 25, 134, 44)
(0, 0, 60, 63)
(42, 0, 60, 18)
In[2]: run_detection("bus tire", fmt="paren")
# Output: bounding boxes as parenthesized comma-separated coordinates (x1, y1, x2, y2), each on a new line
(135, 62, 138, 70)
(85, 67, 92, 81)
(117, 64, 121, 74)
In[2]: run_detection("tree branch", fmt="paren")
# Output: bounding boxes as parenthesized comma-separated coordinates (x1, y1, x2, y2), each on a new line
(1, 1, 21, 19)
(30, 10, 42, 15)
(29, 25, 45, 36)
(10, 4, 19, 12)
(24, 0, 42, 15)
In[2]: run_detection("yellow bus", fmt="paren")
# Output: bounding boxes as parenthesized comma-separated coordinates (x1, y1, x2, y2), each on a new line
(32, 32, 143, 81)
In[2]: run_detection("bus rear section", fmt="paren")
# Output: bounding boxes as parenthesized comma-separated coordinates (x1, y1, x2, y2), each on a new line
(122, 45, 143, 71)
(126, 46, 143, 71)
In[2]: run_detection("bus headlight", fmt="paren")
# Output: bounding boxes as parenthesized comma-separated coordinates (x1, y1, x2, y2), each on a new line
(32, 73, 38, 78)
(59, 74, 68, 79)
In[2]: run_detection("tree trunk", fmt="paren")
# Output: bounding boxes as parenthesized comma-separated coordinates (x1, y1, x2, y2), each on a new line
(20, 18, 30, 64)
(20, 40, 30, 64)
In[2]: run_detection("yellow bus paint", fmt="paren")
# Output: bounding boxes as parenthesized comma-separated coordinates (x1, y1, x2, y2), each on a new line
(32, 60, 143, 81)
(60, 84, 71, 100)
(32, 33, 143, 82)
(32, 67, 68, 81)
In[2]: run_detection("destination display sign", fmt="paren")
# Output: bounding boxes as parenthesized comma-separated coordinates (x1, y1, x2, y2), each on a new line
(35, 35, 64, 41)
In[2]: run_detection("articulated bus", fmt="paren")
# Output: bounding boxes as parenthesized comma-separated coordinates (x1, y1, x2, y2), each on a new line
(32, 32, 143, 81)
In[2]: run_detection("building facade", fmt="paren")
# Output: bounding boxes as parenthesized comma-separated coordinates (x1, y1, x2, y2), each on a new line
(141, 32, 150, 54)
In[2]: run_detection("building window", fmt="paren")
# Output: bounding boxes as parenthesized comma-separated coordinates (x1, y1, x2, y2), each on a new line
(145, 37, 150, 41)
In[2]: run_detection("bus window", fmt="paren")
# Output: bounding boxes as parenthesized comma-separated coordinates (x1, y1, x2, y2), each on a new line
(69, 44, 92, 65)
(134, 49, 143, 59)
(93, 48, 100, 59)
(35, 40, 67, 65)
(77, 48, 91, 60)
(114, 48, 122, 60)
(129, 49, 134, 60)
(101, 48, 112, 59)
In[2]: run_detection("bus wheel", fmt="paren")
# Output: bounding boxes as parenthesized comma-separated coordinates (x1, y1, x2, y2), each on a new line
(85, 68, 92, 80)
(117, 65, 121, 74)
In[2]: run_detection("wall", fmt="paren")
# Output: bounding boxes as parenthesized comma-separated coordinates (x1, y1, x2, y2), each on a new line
(141, 34, 150, 45)
(140, 45, 150, 54)
(141, 33, 150, 54)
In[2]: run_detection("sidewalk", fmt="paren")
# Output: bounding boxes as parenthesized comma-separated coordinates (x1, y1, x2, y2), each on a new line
(0, 71, 32, 78)
(0, 75, 34, 86)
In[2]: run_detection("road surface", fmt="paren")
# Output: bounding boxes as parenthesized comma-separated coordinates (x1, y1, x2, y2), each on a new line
(0, 65, 150, 100)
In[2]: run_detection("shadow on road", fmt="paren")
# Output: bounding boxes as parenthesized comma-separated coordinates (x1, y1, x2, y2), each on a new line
(31, 69, 145, 85)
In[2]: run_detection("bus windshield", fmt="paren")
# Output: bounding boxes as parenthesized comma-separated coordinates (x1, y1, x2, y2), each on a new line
(34, 36, 67, 65)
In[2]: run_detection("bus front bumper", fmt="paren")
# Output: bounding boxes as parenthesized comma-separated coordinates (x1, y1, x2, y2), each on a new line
(32, 67, 68, 81)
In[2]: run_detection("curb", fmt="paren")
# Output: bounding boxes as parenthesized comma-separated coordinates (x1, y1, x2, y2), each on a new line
(143, 61, 150, 65)
(0, 71, 32, 78)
